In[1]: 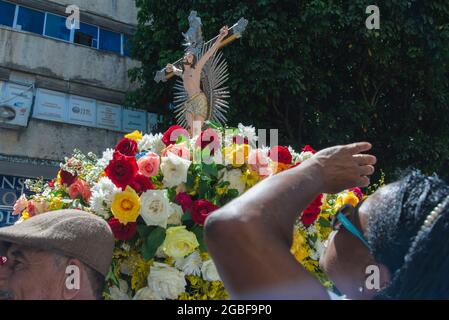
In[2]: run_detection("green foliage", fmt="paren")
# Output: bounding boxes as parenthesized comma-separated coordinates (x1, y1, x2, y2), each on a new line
(141, 226, 166, 260)
(128, 0, 449, 181)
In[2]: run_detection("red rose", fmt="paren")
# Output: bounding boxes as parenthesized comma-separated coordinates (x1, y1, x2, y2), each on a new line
(349, 187, 363, 201)
(0, 256, 6, 265)
(129, 174, 154, 195)
(195, 129, 221, 156)
(268, 146, 292, 165)
(175, 192, 193, 212)
(108, 218, 137, 241)
(191, 199, 219, 225)
(105, 152, 138, 189)
(162, 125, 190, 146)
(301, 194, 323, 226)
(115, 138, 139, 157)
(302, 145, 317, 154)
(48, 180, 55, 188)
(232, 135, 249, 145)
(60, 170, 77, 186)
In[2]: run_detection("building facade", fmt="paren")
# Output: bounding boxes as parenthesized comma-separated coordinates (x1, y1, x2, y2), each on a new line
(0, 0, 155, 225)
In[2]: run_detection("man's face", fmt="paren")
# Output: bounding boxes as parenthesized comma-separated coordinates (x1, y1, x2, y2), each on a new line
(0, 244, 67, 300)
(183, 53, 194, 65)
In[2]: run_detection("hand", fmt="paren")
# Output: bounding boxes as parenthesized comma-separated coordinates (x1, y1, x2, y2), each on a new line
(309, 142, 377, 194)
(166, 64, 174, 73)
(219, 26, 229, 39)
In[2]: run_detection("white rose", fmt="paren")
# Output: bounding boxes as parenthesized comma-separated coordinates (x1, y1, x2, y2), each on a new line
(139, 133, 165, 155)
(174, 251, 203, 276)
(147, 262, 187, 300)
(221, 169, 246, 195)
(167, 203, 183, 226)
(298, 151, 314, 162)
(140, 190, 171, 228)
(109, 280, 130, 300)
(201, 259, 221, 282)
(160, 152, 192, 188)
(133, 287, 162, 300)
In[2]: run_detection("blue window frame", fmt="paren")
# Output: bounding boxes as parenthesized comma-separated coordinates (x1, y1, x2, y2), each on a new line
(0, 0, 15, 27)
(75, 22, 98, 48)
(44, 13, 71, 41)
(99, 28, 121, 54)
(123, 35, 133, 57)
(16, 6, 45, 35)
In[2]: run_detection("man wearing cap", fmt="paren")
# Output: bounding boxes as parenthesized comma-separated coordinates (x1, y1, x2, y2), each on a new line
(0, 209, 114, 300)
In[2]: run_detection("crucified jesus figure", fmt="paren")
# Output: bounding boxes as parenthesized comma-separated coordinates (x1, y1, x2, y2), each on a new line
(166, 25, 229, 133)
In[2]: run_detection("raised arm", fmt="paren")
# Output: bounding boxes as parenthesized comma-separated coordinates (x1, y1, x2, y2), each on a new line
(196, 26, 229, 70)
(204, 142, 376, 299)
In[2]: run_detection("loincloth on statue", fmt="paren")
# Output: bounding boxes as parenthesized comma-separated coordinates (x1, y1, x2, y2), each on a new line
(185, 92, 210, 120)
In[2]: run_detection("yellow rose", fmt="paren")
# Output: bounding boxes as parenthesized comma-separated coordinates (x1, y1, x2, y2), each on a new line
(111, 186, 141, 224)
(125, 130, 143, 142)
(49, 197, 64, 211)
(162, 226, 199, 258)
(335, 192, 360, 211)
(242, 168, 260, 188)
(223, 144, 250, 168)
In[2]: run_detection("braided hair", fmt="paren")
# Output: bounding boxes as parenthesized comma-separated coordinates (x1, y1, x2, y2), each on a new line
(366, 170, 449, 299)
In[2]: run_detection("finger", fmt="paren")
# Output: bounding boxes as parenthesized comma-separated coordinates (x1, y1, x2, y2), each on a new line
(345, 142, 372, 155)
(357, 176, 371, 188)
(353, 154, 377, 166)
(358, 165, 375, 176)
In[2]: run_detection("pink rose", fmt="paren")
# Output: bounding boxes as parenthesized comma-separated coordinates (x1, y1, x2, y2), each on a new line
(13, 194, 28, 215)
(27, 199, 49, 216)
(248, 150, 272, 177)
(68, 179, 92, 202)
(161, 142, 191, 160)
(137, 152, 160, 177)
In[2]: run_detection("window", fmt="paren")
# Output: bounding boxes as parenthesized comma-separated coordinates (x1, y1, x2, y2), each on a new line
(44, 13, 70, 41)
(16, 6, 45, 35)
(99, 28, 121, 54)
(74, 22, 98, 48)
(0, 1, 15, 27)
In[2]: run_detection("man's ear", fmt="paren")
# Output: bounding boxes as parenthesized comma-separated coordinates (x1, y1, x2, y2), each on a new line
(61, 258, 83, 300)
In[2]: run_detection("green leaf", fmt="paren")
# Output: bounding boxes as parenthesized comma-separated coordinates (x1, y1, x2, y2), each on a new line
(176, 134, 187, 144)
(318, 217, 331, 228)
(202, 163, 218, 179)
(182, 210, 192, 223)
(191, 225, 207, 252)
(226, 189, 239, 199)
(204, 120, 221, 130)
(141, 227, 166, 261)
(137, 224, 152, 238)
(106, 264, 120, 287)
(167, 187, 176, 202)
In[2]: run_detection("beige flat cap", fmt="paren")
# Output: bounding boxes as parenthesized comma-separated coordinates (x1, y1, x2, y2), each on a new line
(0, 210, 114, 276)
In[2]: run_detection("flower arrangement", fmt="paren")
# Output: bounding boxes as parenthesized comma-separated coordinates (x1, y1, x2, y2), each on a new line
(13, 122, 365, 300)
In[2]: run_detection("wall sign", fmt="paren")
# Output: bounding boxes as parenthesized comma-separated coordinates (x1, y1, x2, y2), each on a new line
(33, 88, 67, 122)
(97, 102, 122, 131)
(0, 83, 33, 128)
(122, 108, 147, 132)
(68, 95, 96, 126)
(31, 87, 159, 134)
(147, 112, 160, 133)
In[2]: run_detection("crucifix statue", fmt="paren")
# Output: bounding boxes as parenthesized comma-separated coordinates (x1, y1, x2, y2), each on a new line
(154, 11, 248, 133)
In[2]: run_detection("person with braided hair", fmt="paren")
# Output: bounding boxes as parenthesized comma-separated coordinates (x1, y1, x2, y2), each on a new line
(205, 141, 449, 299)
